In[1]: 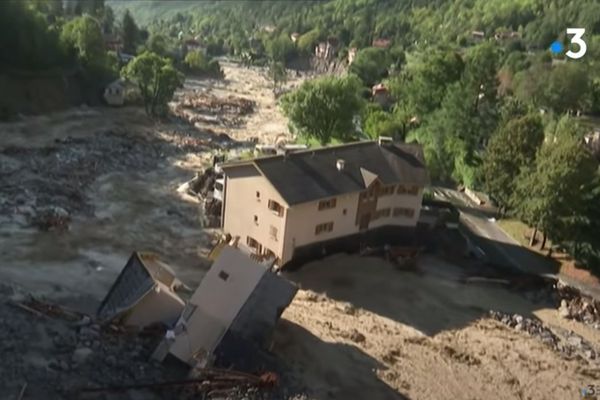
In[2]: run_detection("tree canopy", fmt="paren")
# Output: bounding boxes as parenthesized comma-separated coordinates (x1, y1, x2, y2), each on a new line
(122, 51, 184, 116)
(280, 75, 365, 145)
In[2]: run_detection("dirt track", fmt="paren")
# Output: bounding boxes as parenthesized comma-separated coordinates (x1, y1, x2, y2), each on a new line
(276, 254, 600, 400)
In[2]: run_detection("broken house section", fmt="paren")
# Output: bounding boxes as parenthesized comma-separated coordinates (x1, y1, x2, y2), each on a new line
(154, 245, 297, 370)
(99, 246, 297, 374)
(97, 252, 185, 327)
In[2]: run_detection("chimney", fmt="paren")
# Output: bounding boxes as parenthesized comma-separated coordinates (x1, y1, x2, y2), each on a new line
(378, 136, 393, 146)
(336, 159, 345, 171)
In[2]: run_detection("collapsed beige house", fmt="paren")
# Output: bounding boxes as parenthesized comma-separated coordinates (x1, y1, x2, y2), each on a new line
(97, 252, 185, 327)
(156, 246, 297, 369)
(220, 138, 429, 267)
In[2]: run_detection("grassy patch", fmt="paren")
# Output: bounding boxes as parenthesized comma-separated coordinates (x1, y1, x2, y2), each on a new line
(498, 218, 600, 287)
(496, 218, 532, 247)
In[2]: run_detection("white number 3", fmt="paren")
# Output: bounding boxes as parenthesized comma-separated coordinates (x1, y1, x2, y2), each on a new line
(566, 28, 586, 59)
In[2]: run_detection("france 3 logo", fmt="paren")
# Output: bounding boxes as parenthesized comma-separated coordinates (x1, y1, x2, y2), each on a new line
(550, 28, 587, 59)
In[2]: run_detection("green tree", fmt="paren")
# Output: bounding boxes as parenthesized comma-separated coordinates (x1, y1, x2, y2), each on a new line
(389, 50, 464, 118)
(514, 134, 598, 250)
(122, 51, 184, 116)
(265, 34, 296, 63)
(296, 28, 321, 54)
(121, 10, 139, 54)
(480, 114, 544, 213)
(183, 50, 222, 77)
(60, 15, 106, 69)
(514, 63, 592, 114)
(280, 75, 365, 145)
(362, 106, 404, 140)
(349, 47, 391, 87)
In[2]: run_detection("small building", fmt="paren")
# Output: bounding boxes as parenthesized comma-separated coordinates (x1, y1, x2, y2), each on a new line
(103, 33, 123, 52)
(97, 252, 185, 327)
(290, 32, 300, 43)
(159, 246, 297, 369)
(220, 139, 429, 267)
(494, 31, 520, 41)
(103, 79, 126, 107)
(348, 47, 358, 64)
(183, 39, 206, 54)
(372, 38, 391, 49)
(372, 83, 392, 108)
(471, 31, 485, 41)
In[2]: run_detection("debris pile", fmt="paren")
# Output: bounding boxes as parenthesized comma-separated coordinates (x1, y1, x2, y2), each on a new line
(173, 92, 256, 128)
(1, 130, 209, 226)
(489, 310, 598, 362)
(2, 283, 301, 400)
(556, 281, 600, 328)
(179, 93, 255, 116)
(185, 167, 223, 227)
(188, 167, 217, 198)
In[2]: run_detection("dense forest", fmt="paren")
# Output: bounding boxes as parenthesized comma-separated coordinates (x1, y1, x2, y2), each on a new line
(2, 0, 600, 273)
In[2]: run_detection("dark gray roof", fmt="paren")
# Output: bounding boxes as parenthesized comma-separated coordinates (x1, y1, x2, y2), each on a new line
(223, 141, 428, 205)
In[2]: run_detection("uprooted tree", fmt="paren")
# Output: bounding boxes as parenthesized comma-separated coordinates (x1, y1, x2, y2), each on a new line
(122, 51, 184, 116)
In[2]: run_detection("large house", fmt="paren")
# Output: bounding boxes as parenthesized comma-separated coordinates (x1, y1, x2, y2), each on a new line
(220, 139, 429, 267)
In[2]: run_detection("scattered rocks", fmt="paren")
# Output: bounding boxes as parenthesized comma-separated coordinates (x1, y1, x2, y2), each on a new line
(555, 281, 600, 328)
(489, 310, 600, 364)
(72, 347, 93, 364)
(349, 329, 366, 344)
(0, 130, 211, 226)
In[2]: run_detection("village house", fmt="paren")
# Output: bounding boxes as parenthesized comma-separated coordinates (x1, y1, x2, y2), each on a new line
(372, 83, 392, 108)
(471, 31, 485, 42)
(290, 32, 300, 43)
(219, 139, 429, 267)
(494, 31, 521, 41)
(103, 33, 123, 52)
(156, 245, 297, 369)
(103, 79, 126, 107)
(183, 38, 206, 54)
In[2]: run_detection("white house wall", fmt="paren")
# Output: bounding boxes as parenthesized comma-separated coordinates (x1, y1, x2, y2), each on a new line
(223, 165, 287, 258)
(168, 246, 267, 365)
(282, 192, 359, 263)
(369, 188, 424, 229)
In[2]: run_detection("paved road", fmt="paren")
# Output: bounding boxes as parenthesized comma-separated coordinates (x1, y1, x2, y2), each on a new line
(434, 187, 600, 299)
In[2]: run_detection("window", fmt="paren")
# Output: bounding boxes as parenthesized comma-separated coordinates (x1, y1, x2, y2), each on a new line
(373, 208, 391, 220)
(253, 215, 258, 224)
(256, 191, 260, 200)
(247, 236, 259, 249)
(269, 225, 278, 240)
(218, 270, 229, 281)
(379, 185, 395, 196)
(268, 199, 284, 216)
(342, 208, 347, 215)
(393, 207, 415, 218)
(315, 222, 334, 235)
(318, 198, 337, 210)
(397, 185, 419, 195)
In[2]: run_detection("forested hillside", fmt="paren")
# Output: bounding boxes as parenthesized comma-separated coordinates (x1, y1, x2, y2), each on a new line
(3, 0, 600, 273)
(108, 0, 600, 273)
